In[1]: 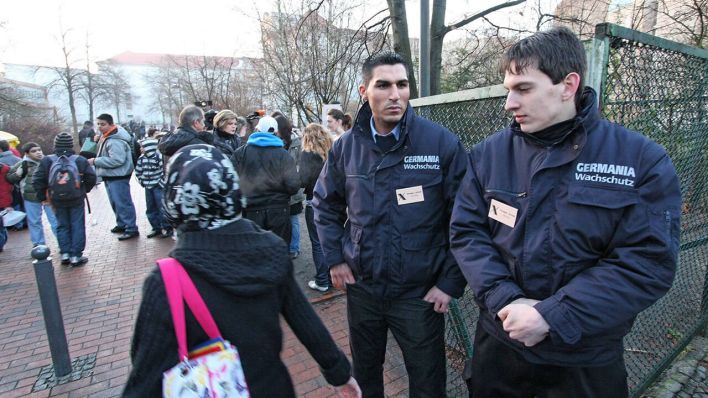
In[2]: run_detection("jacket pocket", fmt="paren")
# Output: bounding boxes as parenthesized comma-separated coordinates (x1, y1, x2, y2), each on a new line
(343, 223, 363, 276)
(397, 231, 447, 286)
(567, 184, 639, 209)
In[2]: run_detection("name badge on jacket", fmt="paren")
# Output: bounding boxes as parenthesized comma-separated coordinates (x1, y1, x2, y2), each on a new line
(488, 199, 517, 227)
(396, 185, 424, 205)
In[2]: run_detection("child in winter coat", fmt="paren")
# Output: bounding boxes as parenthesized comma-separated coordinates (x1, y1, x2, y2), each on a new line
(6, 142, 58, 248)
(134, 138, 171, 238)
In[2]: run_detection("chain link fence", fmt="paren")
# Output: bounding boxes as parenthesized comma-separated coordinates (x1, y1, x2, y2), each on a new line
(411, 23, 708, 397)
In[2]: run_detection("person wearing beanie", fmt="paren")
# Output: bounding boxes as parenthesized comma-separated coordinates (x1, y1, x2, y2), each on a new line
(212, 109, 242, 158)
(32, 133, 96, 266)
(88, 113, 140, 241)
(231, 115, 300, 245)
(7, 142, 59, 248)
(124, 143, 360, 397)
(135, 138, 171, 239)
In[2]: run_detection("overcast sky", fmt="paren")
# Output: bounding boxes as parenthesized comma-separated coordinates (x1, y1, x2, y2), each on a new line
(1, 0, 529, 68)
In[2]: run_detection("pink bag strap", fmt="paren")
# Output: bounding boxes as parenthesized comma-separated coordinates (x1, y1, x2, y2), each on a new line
(158, 258, 223, 360)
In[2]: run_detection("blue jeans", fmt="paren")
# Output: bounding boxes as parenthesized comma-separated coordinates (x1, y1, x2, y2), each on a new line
(144, 187, 167, 231)
(25, 201, 58, 246)
(104, 178, 138, 233)
(346, 283, 446, 398)
(53, 205, 86, 257)
(290, 214, 300, 254)
(305, 204, 329, 286)
(0, 227, 6, 250)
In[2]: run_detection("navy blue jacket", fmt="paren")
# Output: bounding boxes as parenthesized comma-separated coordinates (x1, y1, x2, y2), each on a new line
(313, 102, 468, 299)
(450, 88, 681, 366)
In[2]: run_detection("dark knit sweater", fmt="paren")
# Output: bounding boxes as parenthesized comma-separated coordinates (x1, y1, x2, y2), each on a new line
(123, 219, 351, 397)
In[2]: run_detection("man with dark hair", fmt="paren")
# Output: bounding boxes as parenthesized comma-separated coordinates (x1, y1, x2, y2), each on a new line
(157, 105, 213, 157)
(88, 113, 140, 240)
(313, 51, 468, 396)
(450, 27, 681, 397)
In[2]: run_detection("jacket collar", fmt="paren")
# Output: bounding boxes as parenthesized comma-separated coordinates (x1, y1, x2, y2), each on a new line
(353, 101, 415, 144)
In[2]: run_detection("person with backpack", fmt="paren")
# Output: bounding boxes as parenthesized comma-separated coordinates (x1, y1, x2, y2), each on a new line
(7, 142, 58, 248)
(33, 133, 96, 266)
(88, 113, 139, 241)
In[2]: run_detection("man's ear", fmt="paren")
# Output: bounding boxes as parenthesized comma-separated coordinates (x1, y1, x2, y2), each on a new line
(562, 72, 581, 102)
(358, 83, 367, 102)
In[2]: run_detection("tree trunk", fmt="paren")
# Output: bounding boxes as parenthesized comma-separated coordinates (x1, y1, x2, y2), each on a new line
(387, 0, 419, 98)
(430, 0, 447, 95)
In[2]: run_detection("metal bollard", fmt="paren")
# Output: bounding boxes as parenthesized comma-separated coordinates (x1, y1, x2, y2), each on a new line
(31, 245, 72, 377)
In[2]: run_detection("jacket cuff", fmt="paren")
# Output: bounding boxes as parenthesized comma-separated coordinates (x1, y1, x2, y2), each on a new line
(485, 281, 525, 316)
(319, 354, 352, 387)
(324, 252, 345, 269)
(436, 277, 465, 299)
(534, 294, 582, 345)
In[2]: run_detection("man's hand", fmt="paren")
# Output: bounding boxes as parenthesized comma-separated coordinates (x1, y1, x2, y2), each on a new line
(87, 158, 95, 166)
(334, 377, 361, 398)
(423, 286, 452, 313)
(498, 303, 549, 347)
(330, 263, 355, 290)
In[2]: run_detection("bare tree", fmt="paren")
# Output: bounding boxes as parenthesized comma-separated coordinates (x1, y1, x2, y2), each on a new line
(656, 0, 708, 48)
(44, 26, 83, 139)
(258, 0, 382, 124)
(77, 32, 103, 123)
(97, 62, 132, 123)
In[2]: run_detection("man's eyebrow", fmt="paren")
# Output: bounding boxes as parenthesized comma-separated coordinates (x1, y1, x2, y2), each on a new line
(374, 78, 409, 85)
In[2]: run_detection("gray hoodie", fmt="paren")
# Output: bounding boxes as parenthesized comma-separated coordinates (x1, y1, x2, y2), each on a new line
(94, 126, 134, 178)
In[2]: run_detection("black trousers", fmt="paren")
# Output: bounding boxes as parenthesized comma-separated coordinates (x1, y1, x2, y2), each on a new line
(242, 206, 291, 245)
(347, 283, 446, 398)
(467, 324, 628, 398)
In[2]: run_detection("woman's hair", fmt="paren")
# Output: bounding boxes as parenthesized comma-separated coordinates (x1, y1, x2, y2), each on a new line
(302, 123, 333, 160)
(274, 115, 293, 149)
(327, 108, 344, 122)
(213, 109, 238, 131)
(342, 113, 353, 130)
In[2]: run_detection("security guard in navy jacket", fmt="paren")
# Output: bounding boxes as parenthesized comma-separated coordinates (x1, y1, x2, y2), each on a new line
(313, 51, 467, 397)
(450, 27, 681, 397)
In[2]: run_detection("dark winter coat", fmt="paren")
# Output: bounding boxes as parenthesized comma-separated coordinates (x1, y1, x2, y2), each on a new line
(122, 219, 352, 397)
(212, 129, 242, 158)
(231, 133, 300, 210)
(450, 88, 681, 366)
(313, 102, 468, 300)
(158, 126, 214, 157)
(299, 150, 325, 201)
(32, 149, 96, 208)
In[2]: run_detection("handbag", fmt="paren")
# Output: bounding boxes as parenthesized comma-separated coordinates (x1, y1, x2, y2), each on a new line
(79, 139, 97, 159)
(158, 258, 250, 398)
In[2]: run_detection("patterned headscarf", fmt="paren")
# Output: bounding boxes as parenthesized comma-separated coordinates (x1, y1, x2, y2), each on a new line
(163, 144, 244, 232)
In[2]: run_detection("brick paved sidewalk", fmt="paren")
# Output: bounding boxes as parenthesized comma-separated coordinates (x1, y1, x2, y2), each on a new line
(0, 180, 409, 397)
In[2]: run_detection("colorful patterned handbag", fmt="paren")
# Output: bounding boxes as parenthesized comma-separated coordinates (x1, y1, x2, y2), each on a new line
(158, 258, 250, 398)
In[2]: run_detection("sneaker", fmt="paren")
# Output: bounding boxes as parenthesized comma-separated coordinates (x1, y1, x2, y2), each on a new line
(308, 280, 330, 292)
(290, 251, 299, 260)
(160, 228, 174, 238)
(146, 229, 162, 238)
(118, 231, 140, 241)
(60, 253, 70, 265)
(110, 226, 126, 234)
(70, 256, 88, 267)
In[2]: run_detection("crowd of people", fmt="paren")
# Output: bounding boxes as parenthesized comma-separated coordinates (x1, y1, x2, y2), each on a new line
(1, 27, 682, 398)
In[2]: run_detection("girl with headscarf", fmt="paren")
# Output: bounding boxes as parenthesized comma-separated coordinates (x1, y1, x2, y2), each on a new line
(124, 144, 360, 397)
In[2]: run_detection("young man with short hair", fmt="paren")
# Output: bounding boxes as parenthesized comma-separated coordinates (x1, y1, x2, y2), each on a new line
(313, 51, 468, 396)
(88, 113, 140, 240)
(450, 27, 681, 397)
